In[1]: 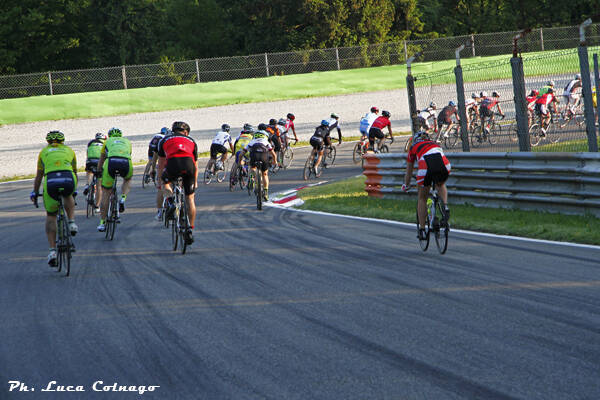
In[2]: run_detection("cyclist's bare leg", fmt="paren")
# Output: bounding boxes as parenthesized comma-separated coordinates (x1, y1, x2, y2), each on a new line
(63, 194, 76, 220)
(185, 193, 196, 229)
(45, 214, 57, 248)
(143, 158, 153, 177)
(263, 170, 269, 190)
(435, 182, 448, 204)
(100, 187, 113, 220)
(121, 178, 132, 198)
(315, 149, 324, 168)
(86, 171, 93, 186)
(417, 185, 429, 229)
(156, 188, 164, 209)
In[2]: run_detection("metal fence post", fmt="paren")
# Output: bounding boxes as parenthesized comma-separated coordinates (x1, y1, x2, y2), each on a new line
(578, 19, 598, 152)
(471, 34, 476, 57)
(454, 44, 470, 152)
(48, 72, 53, 95)
(122, 66, 127, 89)
(594, 54, 600, 140)
(195, 59, 200, 83)
(403, 40, 408, 62)
(406, 53, 421, 135)
(264, 53, 270, 77)
(512, 30, 531, 151)
(540, 28, 545, 51)
(335, 47, 341, 70)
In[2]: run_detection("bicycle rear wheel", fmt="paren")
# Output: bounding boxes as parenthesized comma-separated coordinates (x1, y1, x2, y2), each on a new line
(216, 164, 226, 182)
(203, 163, 213, 184)
(229, 163, 238, 191)
(488, 122, 500, 145)
(256, 170, 263, 210)
(282, 146, 293, 168)
(239, 166, 248, 190)
(303, 156, 313, 180)
(178, 194, 188, 254)
(379, 144, 389, 153)
(444, 127, 460, 149)
(434, 200, 449, 255)
(352, 143, 363, 164)
(86, 187, 94, 218)
(326, 146, 336, 165)
(546, 121, 560, 144)
(171, 204, 179, 251)
(416, 207, 430, 251)
(528, 123, 542, 147)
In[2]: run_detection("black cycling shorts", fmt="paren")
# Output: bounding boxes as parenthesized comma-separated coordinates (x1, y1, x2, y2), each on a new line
(422, 153, 449, 187)
(107, 157, 130, 179)
(147, 147, 155, 160)
(85, 159, 99, 173)
(162, 157, 197, 195)
(270, 135, 282, 152)
(479, 106, 493, 119)
(249, 145, 270, 172)
(210, 143, 228, 159)
(46, 171, 76, 200)
(368, 127, 384, 146)
(310, 136, 324, 151)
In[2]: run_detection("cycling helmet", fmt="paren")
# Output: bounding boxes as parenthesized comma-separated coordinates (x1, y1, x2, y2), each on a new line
(492, 91, 499, 97)
(108, 127, 122, 137)
(382, 110, 391, 118)
(471, 92, 479, 99)
(547, 87, 554, 93)
(221, 123, 230, 132)
(253, 130, 268, 139)
(576, 74, 581, 80)
(171, 121, 190, 133)
(330, 112, 339, 119)
(286, 113, 295, 120)
(268, 118, 277, 126)
(529, 89, 539, 96)
(370, 106, 379, 113)
(448, 101, 456, 107)
(160, 127, 169, 135)
(321, 119, 330, 126)
(429, 101, 437, 109)
(46, 130, 65, 142)
(243, 123, 253, 132)
(95, 132, 107, 140)
(278, 118, 286, 126)
(412, 130, 429, 144)
(257, 123, 268, 131)
(480, 91, 488, 97)
(547, 80, 555, 86)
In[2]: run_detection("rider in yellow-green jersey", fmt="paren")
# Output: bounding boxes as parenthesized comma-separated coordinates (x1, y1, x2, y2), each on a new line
(97, 127, 133, 232)
(83, 132, 107, 211)
(30, 131, 78, 266)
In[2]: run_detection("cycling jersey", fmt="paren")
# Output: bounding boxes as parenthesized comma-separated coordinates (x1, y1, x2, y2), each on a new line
(38, 143, 77, 175)
(158, 132, 198, 161)
(212, 131, 232, 146)
(234, 133, 254, 154)
(102, 137, 132, 160)
(538, 85, 552, 97)
(245, 135, 272, 150)
(480, 97, 498, 110)
(38, 143, 77, 213)
(408, 140, 451, 187)
(418, 108, 436, 121)
(526, 95, 537, 110)
(535, 92, 555, 106)
(371, 116, 391, 130)
(313, 125, 329, 138)
(437, 106, 458, 126)
(86, 139, 104, 160)
(359, 112, 379, 134)
(285, 119, 295, 132)
(465, 99, 476, 109)
(563, 79, 582, 96)
(148, 134, 165, 152)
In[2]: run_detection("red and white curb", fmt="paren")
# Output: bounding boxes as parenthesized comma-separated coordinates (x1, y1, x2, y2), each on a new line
(267, 181, 328, 208)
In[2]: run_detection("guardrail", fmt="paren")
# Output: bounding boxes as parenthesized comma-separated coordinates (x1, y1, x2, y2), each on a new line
(363, 152, 600, 217)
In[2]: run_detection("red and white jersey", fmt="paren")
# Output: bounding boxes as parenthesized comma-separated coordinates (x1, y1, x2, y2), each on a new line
(158, 133, 198, 161)
(371, 116, 391, 130)
(535, 92, 555, 106)
(408, 140, 451, 186)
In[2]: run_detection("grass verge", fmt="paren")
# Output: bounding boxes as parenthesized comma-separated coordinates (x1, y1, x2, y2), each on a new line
(297, 176, 600, 245)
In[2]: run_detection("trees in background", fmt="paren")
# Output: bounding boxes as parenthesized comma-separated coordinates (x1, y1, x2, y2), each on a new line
(0, 0, 597, 74)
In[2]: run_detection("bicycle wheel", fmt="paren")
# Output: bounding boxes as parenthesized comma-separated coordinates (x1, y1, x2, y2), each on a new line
(528, 123, 542, 147)
(303, 156, 313, 181)
(86, 187, 94, 218)
(508, 121, 519, 143)
(179, 194, 188, 254)
(445, 127, 460, 149)
(256, 170, 263, 210)
(171, 203, 179, 251)
(416, 207, 430, 251)
(105, 195, 114, 240)
(247, 173, 253, 196)
(546, 121, 560, 144)
(488, 122, 501, 145)
(352, 143, 363, 164)
(379, 144, 389, 153)
(404, 136, 412, 152)
(282, 146, 293, 168)
(326, 146, 336, 165)
(203, 163, 213, 185)
(229, 163, 238, 192)
(216, 164, 226, 182)
(239, 166, 248, 190)
(434, 199, 449, 255)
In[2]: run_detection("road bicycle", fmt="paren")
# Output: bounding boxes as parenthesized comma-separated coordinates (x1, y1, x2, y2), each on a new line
(247, 161, 267, 210)
(353, 137, 369, 164)
(435, 122, 461, 149)
(86, 169, 99, 218)
(416, 186, 449, 254)
(471, 113, 504, 148)
(203, 157, 226, 184)
(558, 99, 585, 129)
(105, 172, 121, 241)
(303, 149, 324, 180)
(142, 169, 156, 189)
(34, 191, 74, 276)
(271, 138, 295, 173)
(229, 160, 246, 191)
(170, 177, 192, 254)
(528, 111, 560, 147)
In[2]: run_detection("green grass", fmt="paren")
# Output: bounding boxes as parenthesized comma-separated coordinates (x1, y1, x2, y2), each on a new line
(3, 46, 594, 126)
(535, 137, 600, 152)
(298, 176, 600, 245)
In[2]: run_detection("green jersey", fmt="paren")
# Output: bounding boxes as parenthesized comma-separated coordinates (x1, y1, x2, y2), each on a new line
(87, 139, 104, 159)
(538, 86, 552, 97)
(102, 137, 132, 159)
(37, 143, 77, 174)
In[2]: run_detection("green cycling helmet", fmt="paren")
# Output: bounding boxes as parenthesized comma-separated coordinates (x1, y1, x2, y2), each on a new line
(108, 127, 122, 137)
(46, 130, 65, 142)
(253, 131, 268, 140)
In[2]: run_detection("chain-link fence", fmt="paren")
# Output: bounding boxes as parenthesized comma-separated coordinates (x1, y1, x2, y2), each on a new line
(2, 23, 600, 99)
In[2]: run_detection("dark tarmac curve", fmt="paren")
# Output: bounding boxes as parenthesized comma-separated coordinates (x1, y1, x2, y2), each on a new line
(1, 142, 599, 400)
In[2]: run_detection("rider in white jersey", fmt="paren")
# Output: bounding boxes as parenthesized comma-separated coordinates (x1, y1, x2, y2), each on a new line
(209, 124, 234, 171)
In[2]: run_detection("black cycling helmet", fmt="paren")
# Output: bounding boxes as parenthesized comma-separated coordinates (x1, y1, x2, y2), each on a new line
(269, 118, 277, 126)
(172, 121, 190, 133)
(257, 123, 268, 131)
(382, 110, 391, 117)
(243, 123, 253, 132)
(278, 118, 286, 126)
(287, 113, 295, 120)
(330, 112, 339, 119)
(492, 91, 499, 97)
(221, 124, 230, 132)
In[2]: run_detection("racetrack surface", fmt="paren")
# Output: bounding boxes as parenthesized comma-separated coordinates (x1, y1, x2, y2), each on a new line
(2, 143, 600, 399)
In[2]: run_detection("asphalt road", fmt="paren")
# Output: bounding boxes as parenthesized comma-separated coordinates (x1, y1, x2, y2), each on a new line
(1, 142, 599, 400)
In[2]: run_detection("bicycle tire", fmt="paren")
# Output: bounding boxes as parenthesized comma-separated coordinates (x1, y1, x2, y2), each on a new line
(547, 121, 560, 144)
(434, 199, 449, 255)
(528, 123, 542, 147)
(416, 208, 430, 251)
(179, 192, 188, 254)
(488, 122, 500, 145)
(216, 166, 226, 183)
(380, 144, 389, 153)
(352, 143, 363, 164)
(105, 195, 113, 240)
(327, 146, 336, 165)
(303, 156, 312, 180)
(171, 203, 178, 251)
(282, 146, 293, 168)
(203, 164, 212, 185)
(142, 173, 147, 189)
(86, 190, 94, 218)
(404, 136, 412, 152)
(445, 127, 460, 149)
(509, 121, 519, 143)
(256, 169, 263, 210)
(239, 166, 248, 190)
(56, 211, 65, 272)
(229, 163, 237, 192)
(108, 194, 117, 241)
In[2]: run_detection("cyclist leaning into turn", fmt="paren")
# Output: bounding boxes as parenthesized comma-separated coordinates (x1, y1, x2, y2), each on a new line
(402, 130, 451, 241)
(479, 91, 505, 135)
(284, 113, 299, 145)
(241, 124, 278, 201)
(157, 121, 198, 244)
(97, 127, 133, 232)
(232, 123, 255, 174)
(368, 110, 393, 152)
(83, 132, 106, 212)
(436, 101, 460, 141)
(30, 131, 78, 266)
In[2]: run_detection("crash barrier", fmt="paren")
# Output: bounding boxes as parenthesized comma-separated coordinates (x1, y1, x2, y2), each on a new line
(363, 152, 600, 217)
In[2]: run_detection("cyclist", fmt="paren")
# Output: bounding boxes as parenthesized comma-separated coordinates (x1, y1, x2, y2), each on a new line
(157, 121, 198, 244)
(465, 93, 479, 128)
(562, 74, 582, 117)
(231, 123, 254, 180)
(368, 110, 393, 152)
(284, 113, 299, 144)
(359, 106, 380, 144)
(97, 127, 133, 232)
(266, 119, 283, 165)
(526, 89, 539, 127)
(535, 87, 557, 135)
(309, 120, 331, 174)
(207, 124, 233, 173)
(539, 80, 555, 97)
(479, 91, 505, 135)
(30, 131, 78, 266)
(401, 130, 451, 241)
(83, 132, 106, 212)
(143, 127, 169, 185)
(241, 124, 277, 201)
(326, 113, 343, 145)
(417, 102, 437, 133)
(437, 101, 460, 141)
